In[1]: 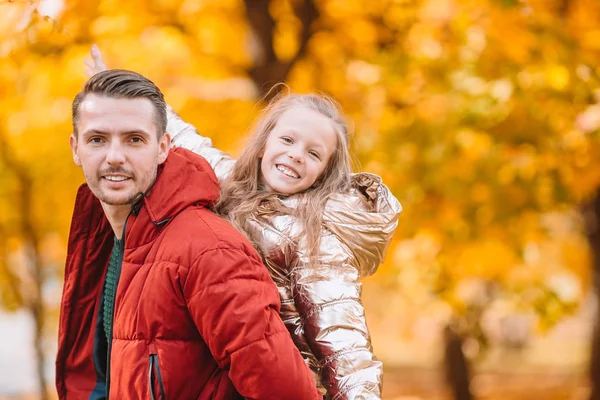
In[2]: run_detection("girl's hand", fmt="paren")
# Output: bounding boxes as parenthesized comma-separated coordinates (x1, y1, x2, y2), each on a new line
(84, 44, 108, 77)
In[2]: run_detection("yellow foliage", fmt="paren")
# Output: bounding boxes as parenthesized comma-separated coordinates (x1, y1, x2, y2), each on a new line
(1, 0, 600, 335)
(546, 64, 570, 91)
(455, 129, 492, 160)
(274, 18, 301, 62)
(456, 239, 517, 280)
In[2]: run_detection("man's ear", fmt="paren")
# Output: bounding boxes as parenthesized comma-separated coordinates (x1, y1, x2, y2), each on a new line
(69, 134, 81, 166)
(158, 132, 171, 165)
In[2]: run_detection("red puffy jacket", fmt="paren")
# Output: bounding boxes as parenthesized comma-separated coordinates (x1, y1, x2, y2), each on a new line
(56, 148, 320, 399)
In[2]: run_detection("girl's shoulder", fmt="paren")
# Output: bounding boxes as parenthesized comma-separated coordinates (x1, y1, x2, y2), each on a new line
(324, 172, 402, 220)
(321, 172, 402, 277)
(269, 172, 402, 228)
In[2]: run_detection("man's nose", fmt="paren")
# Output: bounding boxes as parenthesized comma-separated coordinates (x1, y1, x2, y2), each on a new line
(106, 141, 126, 164)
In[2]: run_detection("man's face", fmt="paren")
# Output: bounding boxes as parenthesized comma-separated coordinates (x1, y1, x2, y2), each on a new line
(70, 94, 170, 208)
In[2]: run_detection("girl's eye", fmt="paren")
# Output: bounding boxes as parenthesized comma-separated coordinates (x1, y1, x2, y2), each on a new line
(309, 151, 320, 159)
(281, 137, 293, 144)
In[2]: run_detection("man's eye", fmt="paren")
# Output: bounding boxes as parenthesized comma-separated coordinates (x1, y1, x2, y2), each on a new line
(90, 137, 103, 143)
(130, 137, 143, 143)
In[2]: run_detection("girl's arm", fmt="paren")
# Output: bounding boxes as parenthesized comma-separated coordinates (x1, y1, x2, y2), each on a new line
(291, 173, 401, 399)
(84, 45, 235, 182)
(291, 240, 383, 400)
(322, 173, 402, 277)
(166, 106, 235, 182)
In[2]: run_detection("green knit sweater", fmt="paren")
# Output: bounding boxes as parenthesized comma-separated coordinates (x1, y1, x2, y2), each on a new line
(103, 237, 123, 341)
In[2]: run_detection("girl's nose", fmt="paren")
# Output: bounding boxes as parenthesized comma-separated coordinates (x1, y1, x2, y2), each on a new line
(288, 151, 304, 163)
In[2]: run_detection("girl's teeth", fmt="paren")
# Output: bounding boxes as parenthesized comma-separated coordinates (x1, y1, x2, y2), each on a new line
(276, 165, 298, 178)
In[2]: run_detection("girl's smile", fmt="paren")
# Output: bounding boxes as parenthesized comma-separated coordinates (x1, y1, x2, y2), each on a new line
(259, 106, 337, 194)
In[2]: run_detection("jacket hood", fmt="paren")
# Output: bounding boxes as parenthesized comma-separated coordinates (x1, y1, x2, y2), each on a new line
(138, 147, 220, 224)
(69, 147, 220, 250)
(322, 172, 402, 277)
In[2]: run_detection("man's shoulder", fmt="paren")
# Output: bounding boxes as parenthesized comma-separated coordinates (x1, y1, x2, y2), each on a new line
(158, 207, 266, 286)
(162, 206, 255, 257)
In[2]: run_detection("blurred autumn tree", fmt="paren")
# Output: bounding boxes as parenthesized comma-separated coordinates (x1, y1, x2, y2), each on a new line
(2, 0, 600, 399)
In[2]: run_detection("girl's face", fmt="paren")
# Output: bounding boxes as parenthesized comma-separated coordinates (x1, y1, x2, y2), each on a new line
(260, 106, 337, 194)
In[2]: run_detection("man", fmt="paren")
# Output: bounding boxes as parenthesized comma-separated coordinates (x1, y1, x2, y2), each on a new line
(56, 69, 320, 399)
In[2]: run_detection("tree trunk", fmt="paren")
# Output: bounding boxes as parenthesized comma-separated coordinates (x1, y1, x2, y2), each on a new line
(31, 294, 48, 400)
(243, 0, 318, 100)
(443, 324, 474, 400)
(28, 246, 47, 400)
(0, 135, 48, 400)
(18, 172, 48, 400)
(558, 0, 571, 18)
(585, 191, 600, 400)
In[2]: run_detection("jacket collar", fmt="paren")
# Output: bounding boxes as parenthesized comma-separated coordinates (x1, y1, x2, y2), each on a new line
(134, 147, 220, 224)
(74, 147, 220, 247)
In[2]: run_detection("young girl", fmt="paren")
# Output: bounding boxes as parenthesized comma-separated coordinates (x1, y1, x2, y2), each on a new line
(86, 46, 401, 400)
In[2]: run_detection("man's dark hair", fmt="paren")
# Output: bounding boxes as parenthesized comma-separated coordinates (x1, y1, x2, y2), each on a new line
(72, 69, 167, 138)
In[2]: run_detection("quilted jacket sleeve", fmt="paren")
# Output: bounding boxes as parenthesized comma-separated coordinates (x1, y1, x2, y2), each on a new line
(291, 173, 402, 400)
(322, 173, 401, 277)
(291, 238, 383, 400)
(183, 240, 321, 400)
(167, 105, 236, 183)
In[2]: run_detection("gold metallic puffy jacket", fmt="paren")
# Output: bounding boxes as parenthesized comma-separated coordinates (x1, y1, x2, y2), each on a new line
(168, 108, 402, 400)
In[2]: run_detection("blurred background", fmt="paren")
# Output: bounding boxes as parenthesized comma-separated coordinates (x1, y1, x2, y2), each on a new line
(1, 0, 600, 399)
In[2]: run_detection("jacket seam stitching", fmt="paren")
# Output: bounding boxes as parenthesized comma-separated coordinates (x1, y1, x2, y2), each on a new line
(322, 347, 371, 367)
(217, 329, 288, 364)
(303, 297, 362, 320)
(331, 381, 379, 400)
(186, 276, 266, 303)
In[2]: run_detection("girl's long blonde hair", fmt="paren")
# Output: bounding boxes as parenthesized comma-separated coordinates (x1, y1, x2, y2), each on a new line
(215, 90, 352, 260)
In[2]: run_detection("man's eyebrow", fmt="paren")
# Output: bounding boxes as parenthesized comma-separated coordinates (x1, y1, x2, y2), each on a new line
(121, 130, 152, 137)
(81, 129, 152, 137)
(81, 129, 107, 137)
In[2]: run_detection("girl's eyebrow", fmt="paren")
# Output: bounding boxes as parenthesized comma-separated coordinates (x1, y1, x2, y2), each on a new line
(281, 128, 298, 136)
(281, 128, 327, 152)
(309, 140, 327, 151)
(310, 144, 325, 153)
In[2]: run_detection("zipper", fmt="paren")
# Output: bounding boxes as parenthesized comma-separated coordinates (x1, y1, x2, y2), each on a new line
(148, 346, 166, 400)
(105, 215, 130, 399)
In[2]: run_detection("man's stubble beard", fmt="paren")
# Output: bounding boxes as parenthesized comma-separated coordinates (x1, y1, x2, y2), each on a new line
(86, 167, 158, 206)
